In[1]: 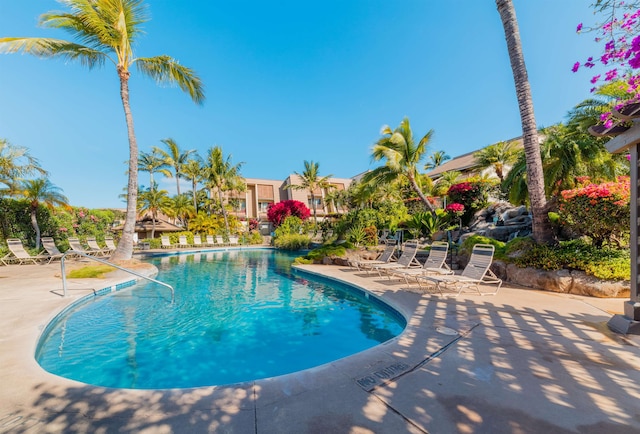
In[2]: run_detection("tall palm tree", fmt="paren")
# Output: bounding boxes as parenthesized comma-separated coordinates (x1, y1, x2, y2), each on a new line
(204, 146, 244, 236)
(473, 141, 519, 182)
(0, 0, 205, 261)
(138, 149, 170, 188)
(496, 0, 552, 243)
(0, 139, 47, 195)
(286, 161, 333, 225)
(362, 117, 436, 215)
(19, 178, 69, 249)
(182, 156, 205, 213)
(166, 194, 196, 228)
(154, 138, 195, 196)
(424, 150, 451, 171)
(137, 187, 171, 239)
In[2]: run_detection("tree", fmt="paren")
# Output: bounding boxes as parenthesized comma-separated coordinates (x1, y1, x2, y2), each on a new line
(473, 141, 519, 183)
(19, 178, 69, 249)
(424, 150, 451, 171)
(154, 138, 195, 196)
(166, 194, 196, 228)
(285, 161, 333, 226)
(182, 157, 205, 213)
(362, 117, 436, 215)
(496, 0, 552, 243)
(0, 139, 46, 196)
(138, 149, 170, 188)
(137, 187, 171, 239)
(204, 146, 244, 236)
(267, 200, 311, 227)
(433, 170, 462, 197)
(0, 0, 205, 261)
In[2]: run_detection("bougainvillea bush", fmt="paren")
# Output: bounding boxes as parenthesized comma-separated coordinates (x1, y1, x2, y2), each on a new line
(558, 177, 630, 247)
(266, 200, 311, 227)
(446, 180, 491, 226)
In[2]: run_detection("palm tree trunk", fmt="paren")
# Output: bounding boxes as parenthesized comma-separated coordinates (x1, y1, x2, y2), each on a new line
(151, 210, 156, 239)
(408, 173, 436, 216)
(192, 179, 198, 213)
(496, 0, 553, 244)
(310, 192, 318, 226)
(30, 204, 41, 249)
(218, 188, 230, 236)
(111, 69, 138, 261)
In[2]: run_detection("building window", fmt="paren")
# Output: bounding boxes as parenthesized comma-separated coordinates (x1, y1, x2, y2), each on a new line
(308, 197, 323, 208)
(258, 201, 272, 212)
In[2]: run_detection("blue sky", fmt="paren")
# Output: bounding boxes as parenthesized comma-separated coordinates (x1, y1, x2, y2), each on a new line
(0, 1, 602, 209)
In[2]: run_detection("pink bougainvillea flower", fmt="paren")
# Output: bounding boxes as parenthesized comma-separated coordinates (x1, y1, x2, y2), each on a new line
(576, 23, 583, 32)
(572, 62, 580, 72)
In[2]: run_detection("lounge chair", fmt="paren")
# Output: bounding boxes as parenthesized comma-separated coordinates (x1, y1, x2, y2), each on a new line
(228, 235, 239, 246)
(1, 238, 48, 265)
(68, 237, 98, 256)
(351, 241, 397, 272)
(215, 235, 227, 246)
(192, 236, 203, 248)
(415, 244, 502, 296)
(371, 240, 422, 277)
(178, 235, 191, 248)
(86, 237, 110, 256)
(161, 236, 172, 249)
(41, 237, 65, 263)
(205, 235, 216, 247)
(389, 241, 452, 284)
(104, 237, 117, 251)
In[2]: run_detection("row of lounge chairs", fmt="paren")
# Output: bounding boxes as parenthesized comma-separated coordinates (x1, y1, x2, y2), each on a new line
(1, 236, 117, 265)
(160, 235, 240, 249)
(351, 240, 502, 297)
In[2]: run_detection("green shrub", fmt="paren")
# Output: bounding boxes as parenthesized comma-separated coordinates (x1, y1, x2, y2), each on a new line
(244, 230, 264, 245)
(273, 234, 310, 250)
(293, 256, 314, 264)
(460, 235, 506, 259)
(305, 244, 347, 261)
(140, 238, 162, 249)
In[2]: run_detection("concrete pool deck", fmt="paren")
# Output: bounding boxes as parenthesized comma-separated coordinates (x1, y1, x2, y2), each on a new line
(1, 252, 640, 433)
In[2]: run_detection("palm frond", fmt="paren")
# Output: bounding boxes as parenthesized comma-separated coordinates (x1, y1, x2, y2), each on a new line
(0, 37, 107, 68)
(136, 55, 205, 104)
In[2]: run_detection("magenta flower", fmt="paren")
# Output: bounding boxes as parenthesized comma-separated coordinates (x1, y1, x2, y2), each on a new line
(576, 23, 583, 33)
(572, 62, 580, 73)
(446, 203, 465, 214)
(590, 74, 601, 84)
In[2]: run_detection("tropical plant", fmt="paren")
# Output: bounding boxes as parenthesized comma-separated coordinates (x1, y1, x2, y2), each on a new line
(19, 178, 69, 249)
(473, 141, 519, 183)
(0, 139, 47, 196)
(0, 0, 205, 261)
(154, 138, 195, 196)
(285, 161, 333, 226)
(424, 150, 451, 171)
(166, 194, 196, 228)
(182, 156, 205, 212)
(267, 200, 311, 227)
(432, 170, 462, 197)
(138, 148, 170, 188)
(362, 117, 436, 215)
(137, 186, 171, 239)
(204, 146, 244, 236)
(404, 211, 449, 240)
(496, 0, 552, 243)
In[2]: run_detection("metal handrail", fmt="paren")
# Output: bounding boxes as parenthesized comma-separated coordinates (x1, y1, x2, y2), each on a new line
(60, 250, 174, 303)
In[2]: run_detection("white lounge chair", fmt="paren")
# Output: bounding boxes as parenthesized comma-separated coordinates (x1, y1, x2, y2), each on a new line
(161, 236, 173, 249)
(41, 237, 65, 263)
(415, 244, 502, 296)
(192, 236, 203, 248)
(371, 240, 422, 277)
(178, 235, 191, 248)
(104, 237, 117, 251)
(351, 241, 397, 272)
(228, 235, 239, 246)
(86, 237, 109, 256)
(68, 237, 99, 256)
(205, 235, 216, 247)
(215, 235, 227, 246)
(1, 238, 48, 265)
(389, 241, 452, 284)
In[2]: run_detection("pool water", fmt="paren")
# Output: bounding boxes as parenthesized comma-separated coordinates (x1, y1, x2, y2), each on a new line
(36, 249, 405, 389)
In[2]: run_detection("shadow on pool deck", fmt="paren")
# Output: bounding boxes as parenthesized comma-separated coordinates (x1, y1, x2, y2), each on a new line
(1, 257, 640, 433)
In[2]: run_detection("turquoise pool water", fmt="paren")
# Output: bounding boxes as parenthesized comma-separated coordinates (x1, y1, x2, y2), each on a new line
(36, 249, 405, 389)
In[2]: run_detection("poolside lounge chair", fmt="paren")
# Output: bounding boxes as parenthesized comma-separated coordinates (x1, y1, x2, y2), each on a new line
(178, 235, 191, 248)
(351, 241, 397, 272)
(161, 236, 172, 249)
(215, 235, 227, 246)
(371, 240, 422, 277)
(192, 236, 203, 248)
(228, 235, 239, 246)
(104, 237, 117, 251)
(41, 237, 65, 263)
(205, 235, 216, 247)
(68, 237, 98, 256)
(1, 238, 48, 265)
(415, 244, 502, 296)
(86, 237, 110, 256)
(389, 241, 452, 284)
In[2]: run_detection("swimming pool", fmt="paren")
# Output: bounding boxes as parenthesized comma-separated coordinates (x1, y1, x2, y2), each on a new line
(36, 249, 406, 389)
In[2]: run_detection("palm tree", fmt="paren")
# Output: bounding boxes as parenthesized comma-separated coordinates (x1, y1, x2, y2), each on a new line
(182, 157, 205, 212)
(0, 0, 205, 261)
(424, 150, 451, 171)
(166, 194, 196, 228)
(154, 138, 195, 196)
(496, 0, 552, 243)
(20, 178, 69, 249)
(0, 139, 47, 195)
(362, 117, 436, 215)
(473, 141, 519, 182)
(204, 146, 244, 236)
(286, 161, 333, 225)
(433, 170, 462, 197)
(138, 149, 170, 188)
(137, 187, 171, 239)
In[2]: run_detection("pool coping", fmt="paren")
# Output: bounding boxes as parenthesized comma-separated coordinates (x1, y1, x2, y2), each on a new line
(1, 249, 640, 432)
